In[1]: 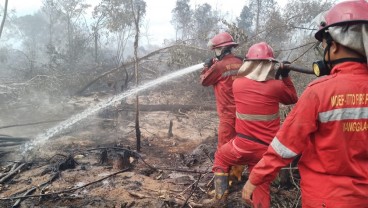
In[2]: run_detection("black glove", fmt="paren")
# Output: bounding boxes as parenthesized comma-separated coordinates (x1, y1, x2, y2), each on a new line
(277, 61, 291, 78)
(204, 58, 214, 68)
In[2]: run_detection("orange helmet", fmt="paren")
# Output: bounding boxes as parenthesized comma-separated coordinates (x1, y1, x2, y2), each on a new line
(245, 42, 275, 61)
(315, 0, 368, 41)
(207, 32, 238, 49)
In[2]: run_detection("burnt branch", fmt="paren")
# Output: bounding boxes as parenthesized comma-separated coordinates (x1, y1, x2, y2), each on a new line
(0, 163, 26, 183)
(0, 167, 131, 201)
(87, 147, 209, 174)
(11, 186, 36, 208)
(180, 173, 202, 208)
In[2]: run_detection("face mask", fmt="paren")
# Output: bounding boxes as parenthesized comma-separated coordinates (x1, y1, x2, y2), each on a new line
(312, 40, 333, 77)
(312, 60, 330, 77)
(214, 48, 222, 57)
(313, 58, 367, 77)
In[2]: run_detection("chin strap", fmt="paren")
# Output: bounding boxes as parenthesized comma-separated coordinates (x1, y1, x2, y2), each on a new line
(323, 34, 333, 73)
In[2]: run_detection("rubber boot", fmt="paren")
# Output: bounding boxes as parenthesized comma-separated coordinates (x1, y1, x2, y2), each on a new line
(229, 165, 245, 186)
(202, 173, 229, 208)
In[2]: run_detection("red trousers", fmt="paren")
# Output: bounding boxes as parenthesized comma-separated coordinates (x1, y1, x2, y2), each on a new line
(302, 197, 368, 208)
(213, 137, 270, 208)
(217, 118, 236, 148)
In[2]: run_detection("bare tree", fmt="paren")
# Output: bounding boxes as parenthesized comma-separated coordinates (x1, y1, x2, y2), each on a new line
(0, 0, 8, 39)
(192, 3, 219, 46)
(13, 12, 48, 78)
(42, 0, 62, 70)
(237, 5, 253, 35)
(56, 0, 90, 65)
(283, 0, 333, 27)
(171, 0, 192, 41)
(93, 0, 140, 91)
(130, 0, 146, 152)
(249, 0, 277, 34)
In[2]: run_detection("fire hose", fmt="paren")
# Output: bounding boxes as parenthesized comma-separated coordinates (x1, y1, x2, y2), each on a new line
(275, 62, 315, 75)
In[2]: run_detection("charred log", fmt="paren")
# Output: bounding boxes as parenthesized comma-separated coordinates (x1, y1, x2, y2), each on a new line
(99, 149, 109, 165)
(119, 104, 216, 112)
(113, 151, 131, 170)
(168, 120, 173, 138)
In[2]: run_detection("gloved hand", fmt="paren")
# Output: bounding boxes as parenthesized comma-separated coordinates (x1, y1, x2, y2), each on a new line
(275, 61, 291, 79)
(204, 57, 214, 68)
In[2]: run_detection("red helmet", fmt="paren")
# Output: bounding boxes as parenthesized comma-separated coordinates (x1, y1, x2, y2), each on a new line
(245, 42, 275, 60)
(315, 0, 368, 41)
(207, 32, 238, 49)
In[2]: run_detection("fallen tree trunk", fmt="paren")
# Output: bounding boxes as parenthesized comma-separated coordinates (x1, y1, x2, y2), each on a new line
(76, 44, 207, 95)
(0, 137, 29, 149)
(0, 137, 28, 142)
(119, 104, 216, 112)
(0, 119, 64, 130)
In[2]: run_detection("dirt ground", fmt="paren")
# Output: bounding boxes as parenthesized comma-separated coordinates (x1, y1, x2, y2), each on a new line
(0, 92, 300, 208)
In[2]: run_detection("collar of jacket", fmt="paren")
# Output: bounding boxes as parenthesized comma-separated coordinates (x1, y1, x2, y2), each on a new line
(331, 61, 368, 75)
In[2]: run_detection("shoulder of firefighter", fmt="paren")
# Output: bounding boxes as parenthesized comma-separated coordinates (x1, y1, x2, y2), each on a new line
(307, 73, 337, 87)
(200, 54, 242, 86)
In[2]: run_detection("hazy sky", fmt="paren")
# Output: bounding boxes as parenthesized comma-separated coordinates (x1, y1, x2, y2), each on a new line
(5, 0, 288, 45)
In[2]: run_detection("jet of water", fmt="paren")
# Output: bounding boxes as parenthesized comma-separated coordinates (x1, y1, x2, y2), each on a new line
(23, 63, 204, 152)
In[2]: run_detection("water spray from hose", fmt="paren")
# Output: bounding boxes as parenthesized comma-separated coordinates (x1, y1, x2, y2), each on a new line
(22, 63, 204, 152)
(22, 61, 315, 153)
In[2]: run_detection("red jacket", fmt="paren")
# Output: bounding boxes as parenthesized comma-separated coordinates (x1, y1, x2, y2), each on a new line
(232, 77, 298, 144)
(200, 54, 242, 120)
(250, 62, 368, 207)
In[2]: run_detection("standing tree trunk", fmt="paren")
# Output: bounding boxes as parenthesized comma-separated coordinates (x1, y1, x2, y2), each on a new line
(93, 26, 98, 64)
(255, 0, 261, 34)
(131, 0, 141, 152)
(0, 0, 9, 39)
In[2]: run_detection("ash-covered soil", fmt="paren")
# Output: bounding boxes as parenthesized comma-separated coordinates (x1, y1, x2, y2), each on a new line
(0, 92, 300, 208)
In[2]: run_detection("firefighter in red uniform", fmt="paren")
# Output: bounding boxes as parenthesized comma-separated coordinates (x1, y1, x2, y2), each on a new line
(200, 32, 245, 196)
(206, 42, 298, 207)
(200, 32, 242, 149)
(243, 1, 368, 207)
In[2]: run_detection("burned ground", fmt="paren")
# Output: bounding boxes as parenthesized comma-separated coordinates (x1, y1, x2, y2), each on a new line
(0, 91, 301, 208)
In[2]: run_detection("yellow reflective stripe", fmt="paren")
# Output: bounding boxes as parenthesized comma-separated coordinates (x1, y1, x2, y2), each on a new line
(236, 111, 279, 121)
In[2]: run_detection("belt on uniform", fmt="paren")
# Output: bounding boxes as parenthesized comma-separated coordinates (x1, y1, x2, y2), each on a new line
(237, 133, 269, 146)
